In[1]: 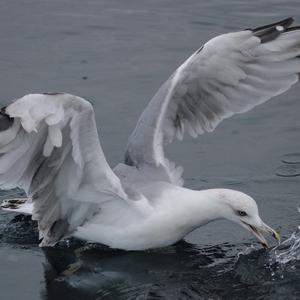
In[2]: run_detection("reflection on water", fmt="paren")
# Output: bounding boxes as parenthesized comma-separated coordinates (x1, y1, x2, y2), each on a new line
(42, 240, 226, 300)
(42, 240, 236, 300)
(40, 235, 300, 300)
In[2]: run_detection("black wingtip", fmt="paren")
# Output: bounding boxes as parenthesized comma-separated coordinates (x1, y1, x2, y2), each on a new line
(285, 25, 300, 32)
(0, 106, 14, 131)
(251, 17, 295, 43)
(43, 92, 64, 96)
(252, 17, 294, 33)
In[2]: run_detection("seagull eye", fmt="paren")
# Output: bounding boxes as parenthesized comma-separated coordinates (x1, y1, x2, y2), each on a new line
(237, 210, 247, 217)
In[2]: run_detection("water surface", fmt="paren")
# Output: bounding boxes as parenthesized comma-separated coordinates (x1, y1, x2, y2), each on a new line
(0, 0, 300, 299)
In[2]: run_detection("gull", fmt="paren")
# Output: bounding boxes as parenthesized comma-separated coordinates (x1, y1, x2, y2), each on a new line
(2, 17, 300, 250)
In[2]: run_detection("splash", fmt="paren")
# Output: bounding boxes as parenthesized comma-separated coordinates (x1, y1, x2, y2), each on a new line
(271, 231, 300, 264)
(270, 207, 300, 265)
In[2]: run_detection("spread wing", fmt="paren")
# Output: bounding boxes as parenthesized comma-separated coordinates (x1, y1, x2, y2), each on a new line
(0, 93, 128, 245)
(125, 17, 300, 185)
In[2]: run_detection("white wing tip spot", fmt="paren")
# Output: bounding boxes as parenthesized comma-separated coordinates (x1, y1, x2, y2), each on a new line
(276, 25, 284, 32)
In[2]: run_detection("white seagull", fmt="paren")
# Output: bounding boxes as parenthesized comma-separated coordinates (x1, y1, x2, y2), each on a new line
(2, 18, 300, 250)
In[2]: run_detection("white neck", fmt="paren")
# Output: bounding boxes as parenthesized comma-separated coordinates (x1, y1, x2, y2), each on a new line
(164, 187, 235, 235)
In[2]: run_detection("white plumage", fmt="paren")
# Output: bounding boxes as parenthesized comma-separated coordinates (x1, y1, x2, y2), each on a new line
(0, 18, 297, 249)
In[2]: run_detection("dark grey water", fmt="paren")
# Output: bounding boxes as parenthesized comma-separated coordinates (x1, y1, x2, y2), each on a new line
(0, 0, 300, 299)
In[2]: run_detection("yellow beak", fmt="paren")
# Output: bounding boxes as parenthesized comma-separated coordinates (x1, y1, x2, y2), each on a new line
(244, 221, 280, 248)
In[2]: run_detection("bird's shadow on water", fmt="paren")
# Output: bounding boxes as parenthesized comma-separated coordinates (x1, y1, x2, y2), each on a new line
(42, 239, 232, 300)
(41, 237, 300, 300)
(37, 243, 287, 300)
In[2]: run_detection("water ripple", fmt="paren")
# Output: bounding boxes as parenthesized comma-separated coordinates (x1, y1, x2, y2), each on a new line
(276, 153, 300, 177)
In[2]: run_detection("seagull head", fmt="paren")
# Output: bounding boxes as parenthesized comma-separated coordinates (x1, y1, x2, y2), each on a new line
(218, 190, 280, 248)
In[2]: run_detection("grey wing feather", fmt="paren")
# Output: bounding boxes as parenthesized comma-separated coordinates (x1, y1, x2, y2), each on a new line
(125, 17, 300, 186)
(0, 93, 128, 245)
